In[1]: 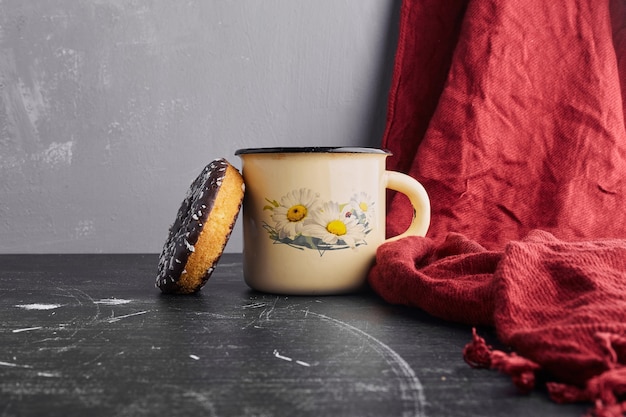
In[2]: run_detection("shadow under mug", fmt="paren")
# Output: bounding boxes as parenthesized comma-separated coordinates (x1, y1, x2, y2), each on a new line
(235, 147, 431, 295)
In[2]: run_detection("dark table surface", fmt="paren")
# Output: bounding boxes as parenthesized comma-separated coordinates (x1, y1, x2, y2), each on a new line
(0, 254, 588, 417)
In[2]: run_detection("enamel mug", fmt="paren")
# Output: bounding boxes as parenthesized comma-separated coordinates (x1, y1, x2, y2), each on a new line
(235, 147, 430, 295)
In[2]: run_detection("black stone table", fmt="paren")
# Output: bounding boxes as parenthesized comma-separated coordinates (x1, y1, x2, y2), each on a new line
(0, 254, 587, 416)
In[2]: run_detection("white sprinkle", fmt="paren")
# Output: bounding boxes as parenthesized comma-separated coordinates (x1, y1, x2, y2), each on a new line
(192, 214, 199, 220)
(12, 326, 43, 333)
(184, 239, 195, 252)
(15, 304, 63, 310)
(296, 360, 311, 367)
(189, 354, 200, 360)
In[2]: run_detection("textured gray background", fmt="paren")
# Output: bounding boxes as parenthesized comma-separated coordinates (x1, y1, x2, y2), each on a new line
(0, 1, 399, 254)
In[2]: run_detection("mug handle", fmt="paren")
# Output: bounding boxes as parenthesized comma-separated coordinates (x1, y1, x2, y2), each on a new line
(383, 171, 431, 242)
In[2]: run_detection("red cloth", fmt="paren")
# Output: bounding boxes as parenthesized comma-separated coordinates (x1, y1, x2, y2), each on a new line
(383, 0, 626, 249)
(373, 0, 626, 414)
(369, 231, 626, 414)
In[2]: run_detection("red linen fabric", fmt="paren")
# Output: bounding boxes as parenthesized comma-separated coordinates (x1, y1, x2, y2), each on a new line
(372, 0, 626, 414)
(369, 231, 626, 415)
(383, 0, 626, 249)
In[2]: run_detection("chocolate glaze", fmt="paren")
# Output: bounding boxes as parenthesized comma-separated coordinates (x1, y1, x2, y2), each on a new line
(156, 158, 230, 293)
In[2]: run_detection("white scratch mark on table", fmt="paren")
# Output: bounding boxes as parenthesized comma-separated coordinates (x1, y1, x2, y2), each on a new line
(12, 326, 43, 333)
(0, 361, 33, 369)
(196, 312, 241, 319)
(106, 310, 148, 323)
(94, 298, 132, 305)
(273, 349, 292, 362)
(240, 319, 259, 330)
(305, 311, 426, 417)
(15, 303, 63, 310)
(273, 349, 311, 367)
(37, 371, 61, 378)
(242, 302, 267, 309)
(259, 297, 279, 321)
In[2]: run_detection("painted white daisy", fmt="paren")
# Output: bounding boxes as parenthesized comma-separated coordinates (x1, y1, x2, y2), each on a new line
(301, 201, 367, 248)
(347, 192, 375, 226)
(271, 188, 321, 239)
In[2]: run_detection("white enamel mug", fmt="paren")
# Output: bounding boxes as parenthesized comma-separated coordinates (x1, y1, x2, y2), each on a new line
(235, 147, 430, 295)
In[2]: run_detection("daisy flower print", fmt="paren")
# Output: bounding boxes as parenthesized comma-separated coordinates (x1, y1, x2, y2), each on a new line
(267, 188, 320, 240)
(347, 192, 375, 224)
(301, 201, 367, 248)
(262, 188, 373, 254)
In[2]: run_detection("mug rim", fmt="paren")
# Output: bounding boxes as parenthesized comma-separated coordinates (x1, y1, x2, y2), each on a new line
(235, 146, 391, 155)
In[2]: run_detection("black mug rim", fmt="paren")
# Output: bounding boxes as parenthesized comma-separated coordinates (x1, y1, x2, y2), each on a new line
(235, 146, 391, 155)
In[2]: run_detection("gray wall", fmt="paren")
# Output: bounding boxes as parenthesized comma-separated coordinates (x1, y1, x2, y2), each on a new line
(0, 1, 399, 254)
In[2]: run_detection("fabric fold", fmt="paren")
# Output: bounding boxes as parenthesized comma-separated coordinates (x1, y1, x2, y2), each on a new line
(382, 0, 626, 250)
(368, 231, 626, 414)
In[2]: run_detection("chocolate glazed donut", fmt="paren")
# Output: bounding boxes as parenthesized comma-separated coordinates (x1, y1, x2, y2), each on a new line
(156, 158, 244, 294)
